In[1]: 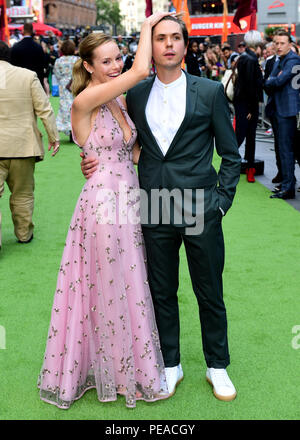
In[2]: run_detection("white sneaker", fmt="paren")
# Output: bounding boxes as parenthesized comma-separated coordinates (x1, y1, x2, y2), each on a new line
(206, 368, 237, 401)
(159, 364, 184, 398)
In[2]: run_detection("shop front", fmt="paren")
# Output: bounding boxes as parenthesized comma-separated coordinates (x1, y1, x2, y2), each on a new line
(187, 1, 254, 46)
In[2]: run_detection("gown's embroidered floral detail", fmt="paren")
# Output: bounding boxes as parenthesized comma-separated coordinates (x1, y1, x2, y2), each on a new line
(37, 98, 167, 409)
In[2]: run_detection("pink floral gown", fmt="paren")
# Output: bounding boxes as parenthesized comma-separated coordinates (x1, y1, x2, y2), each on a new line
(38, 97, 167, 409)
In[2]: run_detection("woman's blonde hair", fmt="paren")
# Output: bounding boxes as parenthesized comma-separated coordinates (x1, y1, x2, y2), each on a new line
(72, 32, 114, 97)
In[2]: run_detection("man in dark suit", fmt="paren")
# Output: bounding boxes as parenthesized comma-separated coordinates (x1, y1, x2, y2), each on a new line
(10, 23, 45, 87)
(81, 16, 241, 401)
(233, 31, 263, 183)
(264, 42, 282, 184)
(265, 30, 300, 199)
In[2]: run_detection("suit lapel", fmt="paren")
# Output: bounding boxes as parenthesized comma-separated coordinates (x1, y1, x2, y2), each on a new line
(164, 72, 198, 159)
(138, 76, 165, 158)
(281, 50, 292, 68)
(274, 51, 292, 75)
(271, 58, 281, 76)
(138, 72, 198, 159)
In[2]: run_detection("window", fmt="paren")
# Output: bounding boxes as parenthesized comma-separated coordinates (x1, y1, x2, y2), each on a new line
(190, 0, 239, 16)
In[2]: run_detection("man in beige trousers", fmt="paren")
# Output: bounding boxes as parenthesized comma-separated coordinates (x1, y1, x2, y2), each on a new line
(0, 41, 59, 248)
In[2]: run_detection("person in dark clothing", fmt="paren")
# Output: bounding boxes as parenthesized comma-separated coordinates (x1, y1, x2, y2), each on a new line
(185, 40, 205, 77)
(48, 43, 59, 69)
(264, 42, 282, 184)
(221, 44, 239, 69)
(10, 23, 46, 88)
(121, 46, 133, 73)
(47, 43, 59, 91)
(294, 126, 300, 183)
(233, 31, 263, 183)
(291, 40, 300, 180)
(264, 43, 277, 79)
(265, 30, 300, 199)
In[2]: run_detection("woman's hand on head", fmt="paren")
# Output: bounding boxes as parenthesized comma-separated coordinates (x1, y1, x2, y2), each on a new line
(142, 11, 177, 29)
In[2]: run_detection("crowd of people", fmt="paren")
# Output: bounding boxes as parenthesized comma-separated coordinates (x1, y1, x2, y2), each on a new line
(7, 25, 300, 176)
(185, 31, 300, 196)
(185, 34, 300, 80)
(9, 25, 300, 191)
(0, 14, 300, 411)
(7, 26, 142, 140)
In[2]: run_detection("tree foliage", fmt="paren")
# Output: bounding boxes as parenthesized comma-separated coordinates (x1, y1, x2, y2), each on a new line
(96, 0, 122, 28)
(264, 26, 285, 38)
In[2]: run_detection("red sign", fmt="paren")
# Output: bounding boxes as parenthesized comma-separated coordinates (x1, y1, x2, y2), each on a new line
(268, 1, 285, 10)
(6, 6, 31, 17)
(267, 23, 296, 36)
(190, 15, 252, 37)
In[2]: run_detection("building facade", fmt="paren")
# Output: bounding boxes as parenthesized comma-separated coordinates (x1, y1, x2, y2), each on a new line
(6, 0, 97, 30)
(43, 0, 97, 29)
(257, 0, 300, 37)
(119, 0, 168, 35)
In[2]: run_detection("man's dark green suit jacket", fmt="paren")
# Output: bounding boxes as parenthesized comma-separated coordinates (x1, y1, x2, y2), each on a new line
(126, 71, 241, 228)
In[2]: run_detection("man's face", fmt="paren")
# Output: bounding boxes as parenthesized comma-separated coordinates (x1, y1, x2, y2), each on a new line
(152, 20, 187, 70)
(274, 35, 291, 57)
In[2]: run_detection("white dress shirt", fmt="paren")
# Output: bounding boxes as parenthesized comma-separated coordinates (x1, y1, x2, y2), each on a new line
(145, 71, 186, 156)
(145, 71, 225, 216)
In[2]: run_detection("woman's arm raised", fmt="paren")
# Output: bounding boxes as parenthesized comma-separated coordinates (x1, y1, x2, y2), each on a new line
(73, 12, 174, 115)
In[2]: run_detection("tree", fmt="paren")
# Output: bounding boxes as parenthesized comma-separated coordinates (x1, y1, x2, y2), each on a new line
(96, 0, 122, 34)
(264, 26, 285, 39)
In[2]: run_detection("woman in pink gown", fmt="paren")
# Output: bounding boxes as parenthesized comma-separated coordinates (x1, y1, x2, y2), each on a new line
(37, 13, 172, 409)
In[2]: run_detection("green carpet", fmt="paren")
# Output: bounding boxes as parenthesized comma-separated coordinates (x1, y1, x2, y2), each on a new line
(0, 97, 300, 420)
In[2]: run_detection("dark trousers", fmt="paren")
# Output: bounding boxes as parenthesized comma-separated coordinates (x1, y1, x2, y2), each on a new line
(294, 129, 300, 167)
(269, 114, 282, 178)
(273, 114, 296, 192)
(142, 214, 230, 369)
(234, 101, 259, 168)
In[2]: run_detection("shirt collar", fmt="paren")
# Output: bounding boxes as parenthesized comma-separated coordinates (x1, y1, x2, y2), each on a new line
(280, 51, 291, 61)
(154, 70, 185, 89)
